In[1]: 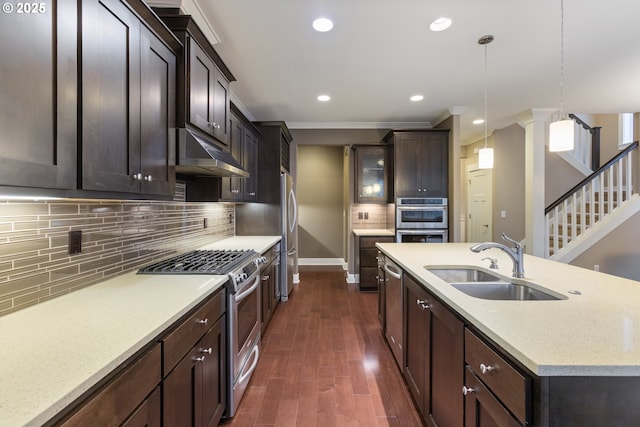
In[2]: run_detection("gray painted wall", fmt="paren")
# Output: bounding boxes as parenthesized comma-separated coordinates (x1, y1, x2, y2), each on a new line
(296, 145, 345, 259)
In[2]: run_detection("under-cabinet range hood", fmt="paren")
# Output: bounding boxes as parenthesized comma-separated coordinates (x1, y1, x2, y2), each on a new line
(176, 128, 249, 177)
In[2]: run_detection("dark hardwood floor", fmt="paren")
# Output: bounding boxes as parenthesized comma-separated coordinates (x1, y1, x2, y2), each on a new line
(223, 266, 423, 427)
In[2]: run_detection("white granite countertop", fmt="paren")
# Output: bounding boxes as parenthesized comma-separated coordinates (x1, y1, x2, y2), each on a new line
(0, 235, 280, 427)
(377, 242, 640, 377)
(352, 228, 395, 237)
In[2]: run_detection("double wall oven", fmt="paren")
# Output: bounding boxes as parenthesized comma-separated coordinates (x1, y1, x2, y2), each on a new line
(396, 197, 448, 243)
(138, 248, 265, 418)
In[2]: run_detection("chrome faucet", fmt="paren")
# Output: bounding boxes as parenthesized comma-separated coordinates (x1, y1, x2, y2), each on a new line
(470, 233, 525, 278)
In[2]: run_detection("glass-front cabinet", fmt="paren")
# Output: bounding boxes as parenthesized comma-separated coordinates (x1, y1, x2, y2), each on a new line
(355, 145, 392, 203)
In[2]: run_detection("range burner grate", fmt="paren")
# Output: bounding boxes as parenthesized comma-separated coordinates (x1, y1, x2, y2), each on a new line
(138, 249, 257, 275)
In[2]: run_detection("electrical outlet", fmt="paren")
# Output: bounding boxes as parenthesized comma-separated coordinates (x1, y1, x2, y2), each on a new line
(229, 213, 233, 224)
(69, 230, 82, 255)
(358, 212, 363, 219)
(203, 218, 208, 229)
(594, 264, 600, 272)
(364, 212, 369, 220)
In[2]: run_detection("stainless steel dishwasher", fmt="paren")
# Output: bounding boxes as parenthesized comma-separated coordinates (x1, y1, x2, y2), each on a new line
(384, 256, 403, 368)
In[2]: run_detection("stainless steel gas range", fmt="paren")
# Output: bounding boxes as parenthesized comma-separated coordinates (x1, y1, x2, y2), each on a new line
(139, 248, 266, 418)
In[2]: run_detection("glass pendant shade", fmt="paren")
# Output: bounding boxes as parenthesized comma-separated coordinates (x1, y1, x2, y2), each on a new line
(478, 147, 494, 169)
(549, 119, 574, 152)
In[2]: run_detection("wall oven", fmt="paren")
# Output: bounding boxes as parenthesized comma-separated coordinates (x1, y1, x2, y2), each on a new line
(396, 228, 448, 243)
(396, 197, 448, 229)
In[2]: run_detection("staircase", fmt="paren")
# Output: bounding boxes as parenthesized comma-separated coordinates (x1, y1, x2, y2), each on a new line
(545, 140, 639, 261)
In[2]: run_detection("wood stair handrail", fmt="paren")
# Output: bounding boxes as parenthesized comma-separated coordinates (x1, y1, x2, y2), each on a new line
(545, 140, 638, 214)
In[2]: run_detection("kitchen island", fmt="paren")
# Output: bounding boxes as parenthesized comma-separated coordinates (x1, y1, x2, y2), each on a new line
(377, 242, 640, 426)
(0, 235, 280, 427)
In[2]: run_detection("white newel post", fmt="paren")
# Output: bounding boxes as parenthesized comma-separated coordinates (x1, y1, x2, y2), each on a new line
(519, 109, 555, 257)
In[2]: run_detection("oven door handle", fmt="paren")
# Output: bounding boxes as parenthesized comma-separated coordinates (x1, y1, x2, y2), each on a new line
(237, 344, 260, 385)
(234, 274, 260, 303)
(397, 206, 447, 211)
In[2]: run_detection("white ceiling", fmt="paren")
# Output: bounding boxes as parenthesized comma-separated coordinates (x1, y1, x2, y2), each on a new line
(190, 0, 640, 143)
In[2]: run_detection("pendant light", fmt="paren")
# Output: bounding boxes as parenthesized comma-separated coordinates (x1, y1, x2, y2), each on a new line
(478, 35, 494, 169)
(549, 0, 574, 152)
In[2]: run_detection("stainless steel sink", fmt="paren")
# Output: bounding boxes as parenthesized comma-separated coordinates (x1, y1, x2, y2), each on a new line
(427, 267, 502, 283)
(425, 266, 565, 301)
(450, 282, 561, 301)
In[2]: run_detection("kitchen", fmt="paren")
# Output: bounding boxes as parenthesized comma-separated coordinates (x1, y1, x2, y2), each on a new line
(2, 0, 640, 426)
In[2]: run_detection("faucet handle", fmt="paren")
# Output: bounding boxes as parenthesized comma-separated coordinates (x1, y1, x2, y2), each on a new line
(482, 257, 499, 269)
(501, 233, 521, 248)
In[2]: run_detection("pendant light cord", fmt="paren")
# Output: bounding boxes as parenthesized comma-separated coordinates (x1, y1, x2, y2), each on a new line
(484, 42, 488, 148)
(478, 35, 493, 147)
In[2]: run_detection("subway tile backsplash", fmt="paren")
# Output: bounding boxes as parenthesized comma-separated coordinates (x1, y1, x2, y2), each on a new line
(0, 193, 234, 316)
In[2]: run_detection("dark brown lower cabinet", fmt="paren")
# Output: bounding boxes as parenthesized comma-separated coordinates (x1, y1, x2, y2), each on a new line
(377, 251, 386, 328)
(261, 245, 280, 333)
(358, 236, 394, 291)
(464, 367, 521, 427)
(56, 345, 161, 427)
(121, 386, 162, 427)
(404, 274, 464, 427)
(164, 314, 226, 427)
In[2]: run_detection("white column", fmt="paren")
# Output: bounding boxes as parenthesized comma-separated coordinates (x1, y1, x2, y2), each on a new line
(519, 109, 555, 256)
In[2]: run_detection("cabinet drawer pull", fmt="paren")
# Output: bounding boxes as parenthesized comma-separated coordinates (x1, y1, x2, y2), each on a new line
(462, 386, 475, 396)
(196, 318, 208, 325)
(200, 347, 212, 354)
(132, 173, 142, 181)
(194, 355, 206, 362)
(480, 363, 495, 374)
(143, 174, 153, 182)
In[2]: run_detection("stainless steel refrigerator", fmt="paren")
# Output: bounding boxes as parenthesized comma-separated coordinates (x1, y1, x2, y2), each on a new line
(280, 173, 298, 300)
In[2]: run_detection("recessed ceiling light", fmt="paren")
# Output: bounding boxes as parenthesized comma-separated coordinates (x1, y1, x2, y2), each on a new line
(313, 18, 334, 32)
(429, 17, 452, 32)
(317, 94, 331, 102)
(410, 95, 424, 102)
(473, 119, 485, 125)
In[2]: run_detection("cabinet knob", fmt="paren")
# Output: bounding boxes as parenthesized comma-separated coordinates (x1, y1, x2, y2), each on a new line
(194, 356, 206, 362)
(132, 173, 142, 181)
(209, 122, 221, 129)
(416, 299, 431, 310)
(143, 175, 153, 182)
(480, 363, 495, 374)
(200, 347, 213, 355)
(196, 318, 208, 326)
(462, 386, 475, 396)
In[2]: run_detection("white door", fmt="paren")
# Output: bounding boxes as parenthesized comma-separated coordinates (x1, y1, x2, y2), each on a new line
(467, 169, 493, 242)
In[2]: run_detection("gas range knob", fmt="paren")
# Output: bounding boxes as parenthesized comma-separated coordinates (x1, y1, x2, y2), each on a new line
(236, 273, 248, 282)
(257, 256, 267, 265)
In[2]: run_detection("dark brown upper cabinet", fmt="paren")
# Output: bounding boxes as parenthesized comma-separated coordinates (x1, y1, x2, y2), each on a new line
(253, 122, 293, 204)
(220, 107, 260, 202)
(188, 39, 230, 145)
(0, 1, 77, 190)
(354, 145, 392, 203)
(388, 130, 449, 198)
(154, 11, 234, 150)
(81, 0, 177, 196)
